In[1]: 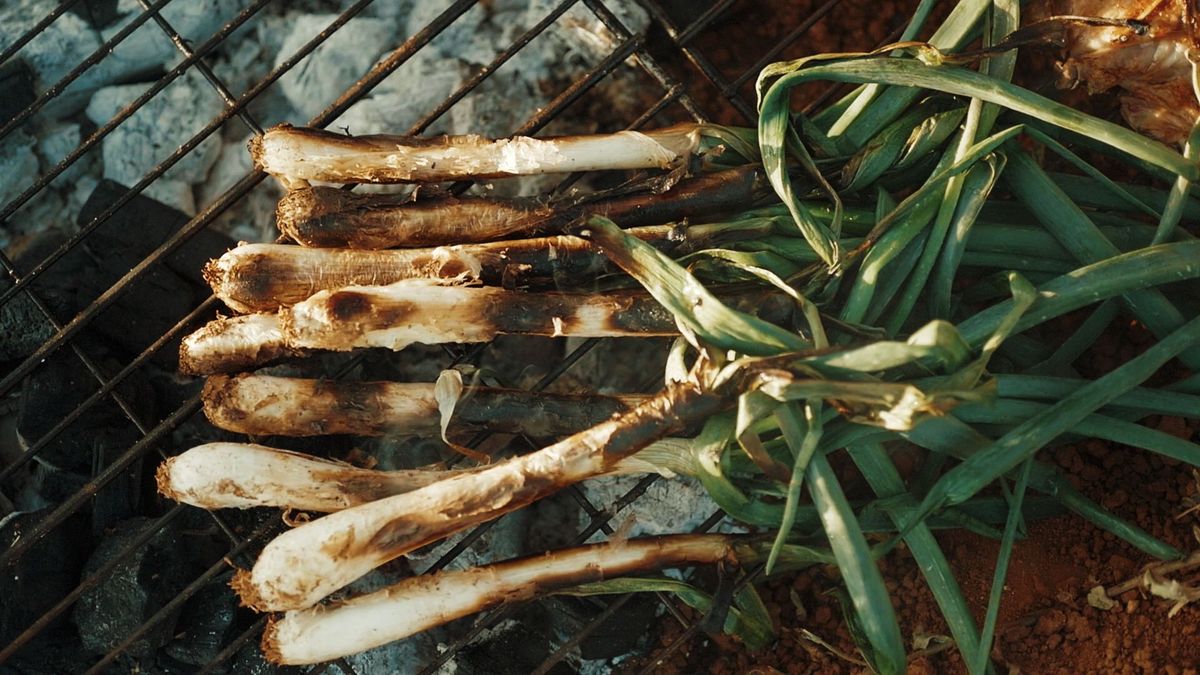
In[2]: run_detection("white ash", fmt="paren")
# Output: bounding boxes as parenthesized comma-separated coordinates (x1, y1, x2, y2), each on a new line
(34, 123, 92, 186)
(85, 70, 225, 214)
(0, 4, 101, 116)
(99, 0, 244, 84)
(577, 474, 722, 546)
(274, 13, 404, 121)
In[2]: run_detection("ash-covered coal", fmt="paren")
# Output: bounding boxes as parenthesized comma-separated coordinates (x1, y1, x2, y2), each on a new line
(72, 516, 198, 659)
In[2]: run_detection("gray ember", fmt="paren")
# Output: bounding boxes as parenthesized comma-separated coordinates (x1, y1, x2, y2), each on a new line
(72, 517, 198, 660)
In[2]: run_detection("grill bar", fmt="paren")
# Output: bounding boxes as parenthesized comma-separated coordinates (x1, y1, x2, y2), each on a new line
(407, 0, 584, 136)
(133, 0, 266, 135)
(0, 0, 270, 228)
(0, 0, 176, 144)
(82, 518, 278, 675)
(193, 615, 268, 675)
(0, 506, 186, 663)
(0, 296, 214, 484)
(0, 0, 898, 670)
(0, 0, 82, 67)
(639, 0, 756, 121)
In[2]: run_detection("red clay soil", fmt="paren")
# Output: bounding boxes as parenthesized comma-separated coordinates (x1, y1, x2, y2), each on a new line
(630, 320, 1200, 674)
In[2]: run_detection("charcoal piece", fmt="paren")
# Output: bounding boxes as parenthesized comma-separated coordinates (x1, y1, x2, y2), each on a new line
(89, 428, 143, 536)
(72, 516, 195, 658)
(69, 0, 121, 28)
(455, 604, 574, 675)
(577, 593, 658, 660)
(0, 280, 54, 362)
(163, 573, 237, 666)
(16, 350, 149, 473)
(4, 632, 94, 675)
(24, 462, 89, 507)
(10, 229, 94, 322)
(77, 179, 237, 288)
(231, 639, 280, 675)
(0, 60, 35, 141)
(88, 263, 195, 365)
(0, 509, 89, 648)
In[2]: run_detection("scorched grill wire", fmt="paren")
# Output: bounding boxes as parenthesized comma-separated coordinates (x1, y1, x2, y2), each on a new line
(0, 1, 900, 672)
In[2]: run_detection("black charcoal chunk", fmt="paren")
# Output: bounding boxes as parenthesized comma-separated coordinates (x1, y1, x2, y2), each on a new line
(455, 603, 573, 675)
(73, 517, 196, 659)
(0, 281, 53, 362)
(0, 509, 89, 649)
(77, 179, 236, 288)
(16, 350, 148, 473)
(163, 573, 237, 666)
(577, 593, 658, 660)
(231, 639, 281, 675)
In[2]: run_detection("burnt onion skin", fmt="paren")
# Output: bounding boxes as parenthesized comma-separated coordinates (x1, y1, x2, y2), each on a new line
(274, 165, 768, 249)
(202, 373, 645, 438)
(205, 220, 748, 313)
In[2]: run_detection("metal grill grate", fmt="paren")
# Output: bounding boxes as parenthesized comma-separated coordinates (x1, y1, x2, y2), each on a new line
(0, 2, 913, 672)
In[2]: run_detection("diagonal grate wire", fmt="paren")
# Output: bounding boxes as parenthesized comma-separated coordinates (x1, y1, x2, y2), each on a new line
(0, 0, 913, 671)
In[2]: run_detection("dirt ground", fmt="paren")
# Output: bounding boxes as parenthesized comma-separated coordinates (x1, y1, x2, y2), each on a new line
(630, 319, 1200, 673)
(632, 1, 1200, 672)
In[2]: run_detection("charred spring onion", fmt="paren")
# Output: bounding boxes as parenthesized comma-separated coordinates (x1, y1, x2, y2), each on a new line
(276, 165, 767, 248)
(232, 379, 728, 611)
(183, 281, 799, 375)
(202, 373, 645, 437)
(262, 534, 740, 664)
(157, 440, 687, 513)
(180, 283, 677, 375)
(156, 443, 451, 512)
(206, 221, 769, 313)
(178, 313, 306, 376)
(251, 123, 704, 188)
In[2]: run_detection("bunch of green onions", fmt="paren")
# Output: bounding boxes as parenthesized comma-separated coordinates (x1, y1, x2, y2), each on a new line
(161, 1, 1200, 670)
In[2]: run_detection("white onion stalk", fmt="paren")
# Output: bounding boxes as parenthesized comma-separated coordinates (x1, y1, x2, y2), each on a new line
(157, 440, 684, 513)
(261, 534, 739, 665)
(231, 380, 728, 611)
(155, 443, 452, 511)
(250, 123, 702, 188)
(178, 313, 305, 376)
(203, 373, 646, 437)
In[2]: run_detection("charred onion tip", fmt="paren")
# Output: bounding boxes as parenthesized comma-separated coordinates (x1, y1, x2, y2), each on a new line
(261, 618, 284, 664)
(154, 459, 176, 498)
(201, 258, 223, 287)
(231, 569, 268, 611)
